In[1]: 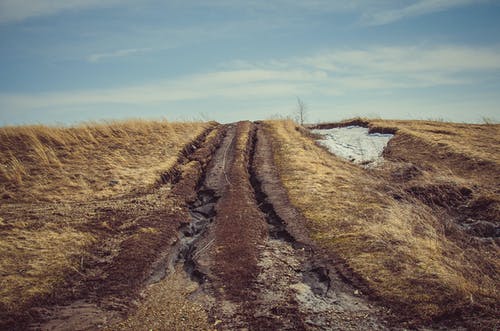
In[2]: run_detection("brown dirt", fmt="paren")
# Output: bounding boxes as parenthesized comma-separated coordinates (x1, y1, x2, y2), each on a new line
(175, 121, 269, 329)
(7, 118, 493, 330)
(162, 121, 390, 330)
(209, 122, 268, 301)
(102, 121, 392, 330)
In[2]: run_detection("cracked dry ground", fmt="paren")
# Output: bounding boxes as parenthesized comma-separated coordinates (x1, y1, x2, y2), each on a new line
(28, 121, 393, 331)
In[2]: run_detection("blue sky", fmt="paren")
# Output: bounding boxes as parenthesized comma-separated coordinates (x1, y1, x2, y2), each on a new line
(1, 0, 500, 125)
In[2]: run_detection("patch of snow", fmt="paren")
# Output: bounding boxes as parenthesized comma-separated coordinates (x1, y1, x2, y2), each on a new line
(311, 126, 393, 166)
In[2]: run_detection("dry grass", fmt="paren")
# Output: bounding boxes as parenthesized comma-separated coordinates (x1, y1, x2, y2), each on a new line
(0, 119, 211, 202)
(266, 119, 499, 326)
(370, 119, 500, 164)
(0, 223, 93, 311)
(0, 119, 213, 322)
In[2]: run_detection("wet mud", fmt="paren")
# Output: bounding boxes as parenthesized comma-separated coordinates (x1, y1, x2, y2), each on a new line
(126, 121, 391, 330)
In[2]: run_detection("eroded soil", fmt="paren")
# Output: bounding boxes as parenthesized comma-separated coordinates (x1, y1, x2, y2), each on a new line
(7, 121, 395, 330)
(125, 121, 391, 330)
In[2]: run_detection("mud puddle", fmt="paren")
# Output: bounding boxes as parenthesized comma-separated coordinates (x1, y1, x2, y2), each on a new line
(147, 128, 238, 291)
(148, 191, 218, 285)
(144, 125, 240, 320)
(252, 236, 385, 330)
(105, 127, 240, 330)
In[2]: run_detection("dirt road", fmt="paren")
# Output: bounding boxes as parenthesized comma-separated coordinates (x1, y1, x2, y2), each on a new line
(27, 121, 391, 330)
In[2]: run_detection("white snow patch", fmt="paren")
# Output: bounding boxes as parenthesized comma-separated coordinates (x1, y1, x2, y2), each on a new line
(311, 126, 393, 166)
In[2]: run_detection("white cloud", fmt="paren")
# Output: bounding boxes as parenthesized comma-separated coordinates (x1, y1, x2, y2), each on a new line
(301, 45, 500, 74)
(87, 48, 152, 63)
(0, 69, 321, 111)
(2, 44, 499, 114)
(242, 44, 500, 90)
(360, 0, 485, 26)
(0, 0, 127, 23)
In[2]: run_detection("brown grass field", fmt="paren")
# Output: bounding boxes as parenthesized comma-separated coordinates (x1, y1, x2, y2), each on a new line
(0, 120, 211, 202)
(0, 117, 498, 329)
(267, 119, 499, 328)
(0, 120, 213, 323)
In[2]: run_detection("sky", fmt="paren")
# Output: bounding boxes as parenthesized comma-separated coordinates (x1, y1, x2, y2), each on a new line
(1, 0, 500, 125)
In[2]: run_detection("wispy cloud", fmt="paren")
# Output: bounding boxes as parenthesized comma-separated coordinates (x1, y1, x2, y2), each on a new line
(0, 0, 352, 25)
(87, 48, 152, 63)
(2, 44, 500, 113)
(0, 0, 127, 23)
(360, 0, 485, 26)
(174, 1, 488, 27)
(233, 44, 500, 90)
(0, 69, 321, 111)
(300, 45, 500, 74)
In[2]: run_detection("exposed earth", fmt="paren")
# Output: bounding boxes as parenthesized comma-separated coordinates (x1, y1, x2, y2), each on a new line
(3, 120, 496, 330)
(14, 121, 391, 330)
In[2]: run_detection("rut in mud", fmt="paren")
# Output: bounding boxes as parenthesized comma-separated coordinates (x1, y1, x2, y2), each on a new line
(147, 189, 218, 286)
(146, 125, 238, 290)
(156, 121, 390, 330)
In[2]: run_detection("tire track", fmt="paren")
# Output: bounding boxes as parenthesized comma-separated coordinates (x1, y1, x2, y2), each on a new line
(248, 122, 390, 330)
(181, 121, 391, 330)
(46, 121, 394, 330)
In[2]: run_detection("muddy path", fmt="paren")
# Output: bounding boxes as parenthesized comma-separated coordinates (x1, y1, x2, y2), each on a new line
(24, 121, 392, 330)
(152, 121, 391, 330)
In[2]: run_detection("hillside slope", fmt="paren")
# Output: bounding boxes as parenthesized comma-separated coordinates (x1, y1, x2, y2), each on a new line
(1, 118, 497, 330)
(0, 120, 215, 328)
(268, 119, 499, 328)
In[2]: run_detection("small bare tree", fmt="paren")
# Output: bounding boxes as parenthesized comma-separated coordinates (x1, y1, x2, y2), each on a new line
(295, 97, 307, 126)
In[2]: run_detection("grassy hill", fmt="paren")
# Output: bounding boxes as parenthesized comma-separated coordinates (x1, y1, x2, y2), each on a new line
(267, 119, 499, 328)
(0, 120, 213, 323)
(0, 118, 498, 329)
